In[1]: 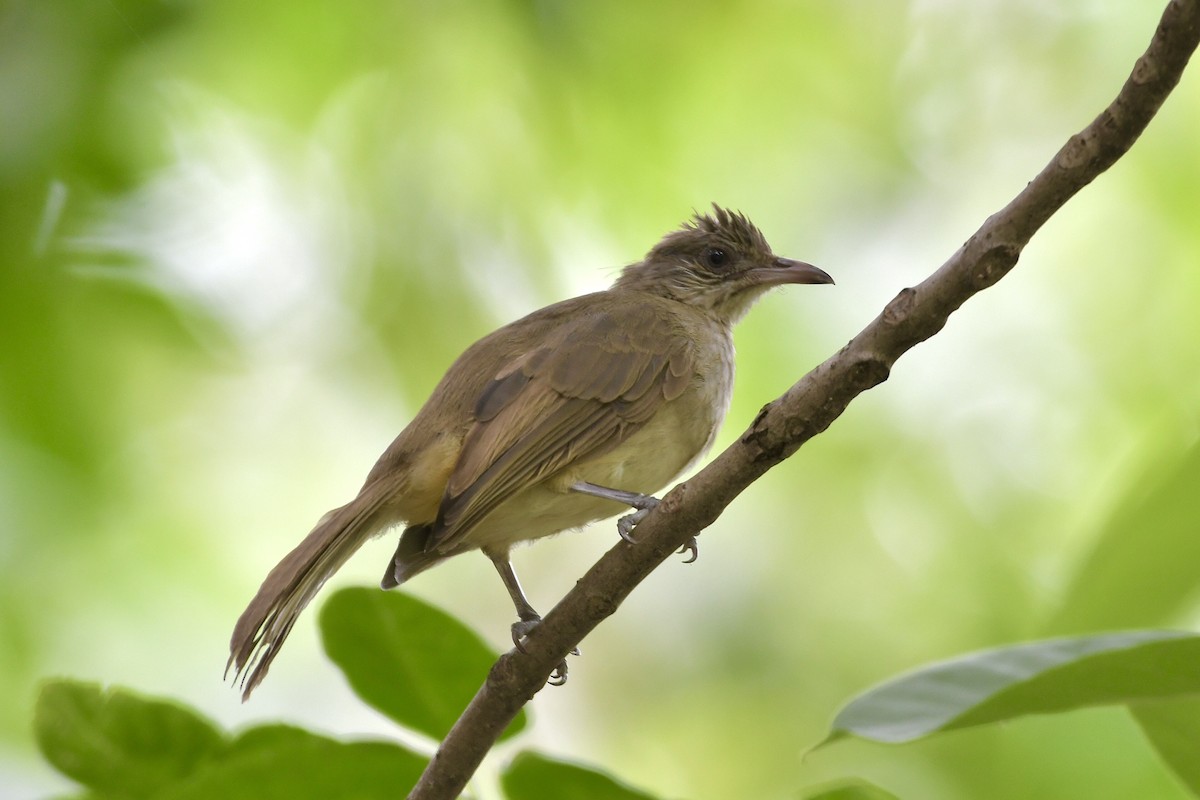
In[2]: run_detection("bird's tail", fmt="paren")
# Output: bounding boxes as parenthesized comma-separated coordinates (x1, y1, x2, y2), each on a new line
(227, 488, 390, 700)
(380, 523, 446, 589)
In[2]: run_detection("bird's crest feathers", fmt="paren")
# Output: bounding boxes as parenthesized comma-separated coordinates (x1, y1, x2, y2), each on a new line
(648, 204, 771, 262)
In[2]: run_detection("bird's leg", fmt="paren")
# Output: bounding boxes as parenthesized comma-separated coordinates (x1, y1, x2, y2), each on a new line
(486, 550, 541, 645)
(568, 479, 662, 542)
(570, 481, 662, 542)
(571, 481, 699, 559)
(485, 549, 574, 684)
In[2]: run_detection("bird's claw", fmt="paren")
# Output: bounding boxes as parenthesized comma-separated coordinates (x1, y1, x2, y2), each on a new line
(616, 497, 660, 543)
(616, 512, 642, 542)
(512, 616, 580, 684)
(678, 537, 699, 563)
(511, 616, 542, 652)
(549, 643, 581, 685)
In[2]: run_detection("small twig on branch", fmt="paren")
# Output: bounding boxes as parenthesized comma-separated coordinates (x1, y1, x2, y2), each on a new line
(408, 2, 1200, 797)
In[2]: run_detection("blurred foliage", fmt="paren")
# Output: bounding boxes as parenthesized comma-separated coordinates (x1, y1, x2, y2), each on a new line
(37, 602, 1200, 798)
(1044, 438, 1200, 634)
(32, 592, 643, 799)
(822, 630, 1200, 796)
(501, 751, 658, 800)
(35, 677, 428, 800)
(318, 588, 526, 742)
(34, 681, 226, 798)
(802, 780, 902, 800)
(1131, 696, 1200, 796)
(2, 0, 1199, 798)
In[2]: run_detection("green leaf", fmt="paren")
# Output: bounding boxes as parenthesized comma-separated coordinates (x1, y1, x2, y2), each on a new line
(501, 751, 659, 800)
(153, 737, 426, 800)
(319, 587, 526, 741)
(1131, 695, 1200, 795)
(801, 779, 901, 800)
(1046, 437, 1200, 634)
(228, 723, 328, 753)
(820, 630, 1200, 746)
(33, 680, 226, 799)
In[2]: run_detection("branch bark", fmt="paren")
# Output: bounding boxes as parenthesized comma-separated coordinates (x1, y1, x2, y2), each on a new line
(409, 2, 1200, 797)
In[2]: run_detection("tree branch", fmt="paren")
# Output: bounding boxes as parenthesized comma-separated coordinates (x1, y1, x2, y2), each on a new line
(409, 2, 1200, 797)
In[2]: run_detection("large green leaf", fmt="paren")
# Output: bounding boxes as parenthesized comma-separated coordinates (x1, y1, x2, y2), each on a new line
(820, 630, 1200, 746)
(500, 751, 658, 800)
(227, 723, 330, 753)
(153, 737, 426, 800)
(1131, 695, 1200, 796)
(1046, 437, 1200, 634)
(319, 587, 526, 741)
(33, 680, 226, 799)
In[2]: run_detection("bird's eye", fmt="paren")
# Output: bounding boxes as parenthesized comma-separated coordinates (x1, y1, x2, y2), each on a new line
(703, 248, 729, 270)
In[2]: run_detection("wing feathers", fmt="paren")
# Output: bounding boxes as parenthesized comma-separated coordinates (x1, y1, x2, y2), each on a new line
(430, 305, 695, 552)
(438, 397, 615, 540)
(475, 367, 531, 421)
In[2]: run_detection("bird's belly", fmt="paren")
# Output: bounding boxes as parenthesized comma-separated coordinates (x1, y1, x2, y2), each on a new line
(463, 394, 724, 553)
(568, 397, 717, 492)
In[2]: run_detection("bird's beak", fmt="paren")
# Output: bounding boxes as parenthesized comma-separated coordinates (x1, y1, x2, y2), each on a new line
(747, 257, 835, 287)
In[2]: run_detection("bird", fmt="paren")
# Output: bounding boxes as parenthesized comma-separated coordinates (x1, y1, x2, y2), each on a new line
(227, 205, 833, 698)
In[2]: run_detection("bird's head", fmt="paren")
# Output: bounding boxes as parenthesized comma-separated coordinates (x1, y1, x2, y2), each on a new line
(615, 205, 833, 324)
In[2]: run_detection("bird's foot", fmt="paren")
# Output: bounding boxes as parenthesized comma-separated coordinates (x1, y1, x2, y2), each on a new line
(549, 644, 581, 685)
(617, 497, 660, 542)
(511, 616, 542, 652)
(678, 536, 699, 563)
(570, 482, 663, 543)
(511, 615, 580, 686)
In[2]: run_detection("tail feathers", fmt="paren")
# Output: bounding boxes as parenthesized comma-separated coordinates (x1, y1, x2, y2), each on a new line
(380, 523, 447, 588)
(227, 493, 387, 700)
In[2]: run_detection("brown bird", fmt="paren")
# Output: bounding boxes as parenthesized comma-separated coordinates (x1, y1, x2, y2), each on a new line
(228, 205, 832, 698)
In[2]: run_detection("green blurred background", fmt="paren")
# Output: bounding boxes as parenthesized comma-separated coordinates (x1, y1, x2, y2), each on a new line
(3, 1, 1199, 798)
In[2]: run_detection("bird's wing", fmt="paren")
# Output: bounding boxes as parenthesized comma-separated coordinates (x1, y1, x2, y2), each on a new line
(427, 303, 694, 551)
